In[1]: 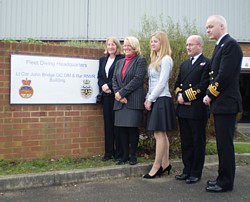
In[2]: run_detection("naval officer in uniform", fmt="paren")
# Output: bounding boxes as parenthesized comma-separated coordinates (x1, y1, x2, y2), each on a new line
(175, 35, 210, 184)
(204, 15, 243, 193)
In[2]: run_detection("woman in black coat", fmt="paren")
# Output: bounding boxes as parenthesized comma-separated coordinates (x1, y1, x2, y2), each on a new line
(97, 37, 124, 161)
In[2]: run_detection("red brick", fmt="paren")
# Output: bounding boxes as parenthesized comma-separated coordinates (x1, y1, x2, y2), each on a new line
(0, 41, 106, 160)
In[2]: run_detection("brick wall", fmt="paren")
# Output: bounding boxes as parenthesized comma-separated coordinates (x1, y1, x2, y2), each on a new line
(0, 42, 104, 160)
(241, 43, 250, 56)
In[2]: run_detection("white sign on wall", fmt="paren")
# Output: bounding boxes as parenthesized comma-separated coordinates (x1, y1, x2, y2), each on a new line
(10, 54, 99, 104)
(242, 57, 250, 69)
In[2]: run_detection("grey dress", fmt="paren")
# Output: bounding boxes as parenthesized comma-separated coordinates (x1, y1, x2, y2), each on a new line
(115, 105, 143, 127)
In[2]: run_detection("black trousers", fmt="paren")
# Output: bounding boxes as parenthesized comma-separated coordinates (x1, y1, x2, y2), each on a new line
(178, 117, 207, 178)
(102, 95, 122, 158)
(119, 127, 139, 161)
(213, 113, 236, 190)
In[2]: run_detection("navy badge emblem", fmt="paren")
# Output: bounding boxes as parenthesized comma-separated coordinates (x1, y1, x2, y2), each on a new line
(19, 78, 34, 99)
(81, 79, 93, 98)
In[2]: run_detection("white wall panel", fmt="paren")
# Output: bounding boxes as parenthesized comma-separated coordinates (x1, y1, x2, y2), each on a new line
(0, 0, 249, 42)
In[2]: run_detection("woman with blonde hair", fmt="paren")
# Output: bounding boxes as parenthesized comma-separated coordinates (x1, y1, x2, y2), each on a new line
(97, 37, 124, 161)
(112, 36, 147, 165)
(143, 31, 176, 178)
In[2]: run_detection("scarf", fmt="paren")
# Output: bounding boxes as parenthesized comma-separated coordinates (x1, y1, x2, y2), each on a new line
(121, 53, 137, 80)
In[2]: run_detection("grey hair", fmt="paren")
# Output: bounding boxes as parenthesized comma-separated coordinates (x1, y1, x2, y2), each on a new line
(209, 15, 228, 32)
(192, 35, 204, 46)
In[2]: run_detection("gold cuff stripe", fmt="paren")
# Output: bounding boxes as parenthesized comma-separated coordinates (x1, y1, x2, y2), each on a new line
(185, 88, 197, 101)
(175, 87, 182, 95)
(208, 84, 220, 97)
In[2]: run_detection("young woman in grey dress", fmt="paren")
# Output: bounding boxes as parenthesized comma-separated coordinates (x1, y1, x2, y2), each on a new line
(143, 31, 176, 178)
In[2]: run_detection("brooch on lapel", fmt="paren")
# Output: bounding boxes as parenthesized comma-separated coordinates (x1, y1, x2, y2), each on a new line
(221, 44, 224, 47)
(199, 62, 206, 66)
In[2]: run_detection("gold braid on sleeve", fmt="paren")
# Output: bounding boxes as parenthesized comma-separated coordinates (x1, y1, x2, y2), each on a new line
(185, 88, 198, 101)
(208, 82, 220, 97)
(175, 87, 182, 95)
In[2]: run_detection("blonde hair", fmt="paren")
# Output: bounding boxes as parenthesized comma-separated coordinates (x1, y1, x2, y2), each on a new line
(150, 31, 172, 71)
(104, 37, 123, 55)
(124, 36, 141, 55)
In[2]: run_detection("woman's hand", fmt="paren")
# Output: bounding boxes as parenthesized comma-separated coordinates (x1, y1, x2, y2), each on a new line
(120, 98, 127, 104)
(115, 92, 127, 104)
(144, 100, 152, 111)
(102, 84, 112, 94)
(115, 92, 122, 101)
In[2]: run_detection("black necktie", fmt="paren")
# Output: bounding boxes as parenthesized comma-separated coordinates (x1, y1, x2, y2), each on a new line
(190, 57, 194, 65)
(212, 44, 219, 58)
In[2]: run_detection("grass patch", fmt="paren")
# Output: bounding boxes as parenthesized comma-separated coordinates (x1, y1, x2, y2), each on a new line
(1, 142, 249, 176)
(206, 142, 250, 155)
(206, 143, 218, 155)
(234, 143, 250, 153)
(0, 156, 153, 176)
(206, 131, 250, 155)
(0, 132, 248, 176)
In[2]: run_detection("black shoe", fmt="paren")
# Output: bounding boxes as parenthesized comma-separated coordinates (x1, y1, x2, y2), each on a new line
(175, 173, 189, 180)
(113, 157, 122, 162)
(114, 154, 123, 161)
(116, 158, 128, 165)
(185, 176, 200, 184)
(143, 167, 163, 179)
(162, 164, 172, 175)
(207, 179, 217, 186)
(129, 156, 137, 165)
(101, 156, 113, 161)
(206, 184, 232, 193)
(129, 160, 137, 165)
(116, 160, 125, 165)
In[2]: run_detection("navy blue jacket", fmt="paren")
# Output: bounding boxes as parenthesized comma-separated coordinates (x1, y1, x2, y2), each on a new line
(175, 54, 210, 119)
(207, 34, 243, 114)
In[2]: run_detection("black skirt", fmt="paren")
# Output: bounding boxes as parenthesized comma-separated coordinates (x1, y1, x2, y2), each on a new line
(147, 96, 177, 132)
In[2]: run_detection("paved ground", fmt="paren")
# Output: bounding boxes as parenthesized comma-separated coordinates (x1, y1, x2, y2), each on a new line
(237, 123, 250, 137)
(0, 134, 249, 202)
(0, 164, 249, 202)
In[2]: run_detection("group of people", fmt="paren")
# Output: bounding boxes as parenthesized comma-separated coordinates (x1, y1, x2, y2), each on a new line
(97, 15, 243, 193)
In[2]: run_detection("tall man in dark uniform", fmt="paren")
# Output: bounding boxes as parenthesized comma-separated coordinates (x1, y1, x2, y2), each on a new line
(175, 35, 210, 184)
(204, 15, 243, 192)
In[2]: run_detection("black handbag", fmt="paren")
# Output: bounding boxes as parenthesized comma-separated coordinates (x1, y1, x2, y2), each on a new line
(96, 91, 103, 104)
